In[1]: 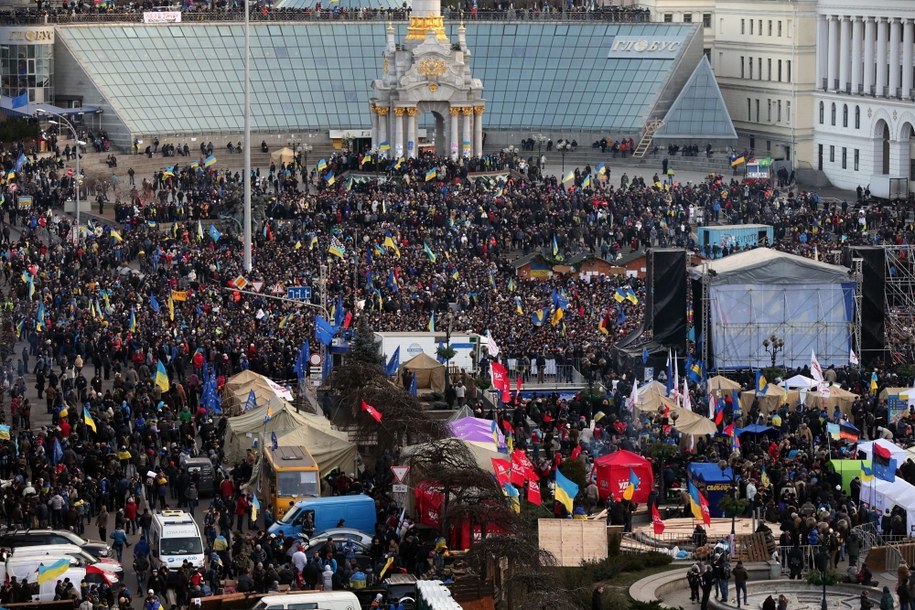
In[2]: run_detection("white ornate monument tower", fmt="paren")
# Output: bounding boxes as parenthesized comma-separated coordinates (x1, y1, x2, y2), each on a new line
(369, 3, 485, 160)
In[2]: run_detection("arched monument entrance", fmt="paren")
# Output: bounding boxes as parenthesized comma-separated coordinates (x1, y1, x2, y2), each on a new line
(369, 3, 485, 161)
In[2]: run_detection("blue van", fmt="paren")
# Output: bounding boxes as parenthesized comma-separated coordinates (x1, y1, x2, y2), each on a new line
(267, 495, 377, 538)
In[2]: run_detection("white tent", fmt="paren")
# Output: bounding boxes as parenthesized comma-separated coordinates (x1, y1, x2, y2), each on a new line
(781, 375, 819, 389)
(634, 381, 669, 412)
(859, 476, 915, 532)
(856, 439, 911, 464)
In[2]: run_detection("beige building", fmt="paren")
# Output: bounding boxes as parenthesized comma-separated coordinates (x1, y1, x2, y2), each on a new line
(640, 0, 817, 172)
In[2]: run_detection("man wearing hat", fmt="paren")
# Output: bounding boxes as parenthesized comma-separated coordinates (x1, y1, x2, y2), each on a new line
(144, 590, 161, 610)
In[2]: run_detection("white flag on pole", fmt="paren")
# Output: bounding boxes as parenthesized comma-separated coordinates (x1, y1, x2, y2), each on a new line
(810, 349, 825, 383)
(486, 332, 500, 358)
(626, 379, 639, 412)
(849, 349, 859, 366)
(682, 377, 692, 412)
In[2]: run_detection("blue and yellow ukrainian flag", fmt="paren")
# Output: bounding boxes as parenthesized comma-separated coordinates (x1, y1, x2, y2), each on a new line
(425, 168, 437, 182)
(128, 308, 137, 333)
(37, 558, 70, 584)
(554, 469, 579, 513)
(154, 360, 169, 393)
(83, 407, 97, 433)
(423, 242, 436, 262)
(316, 159, 327, 172)
(204, 154, 217, 168)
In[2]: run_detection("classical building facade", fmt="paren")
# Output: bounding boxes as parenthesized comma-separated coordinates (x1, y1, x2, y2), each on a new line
(812, 0, 915, 192)
(640, 0, 817, 170)
(369, 0, 485, 160)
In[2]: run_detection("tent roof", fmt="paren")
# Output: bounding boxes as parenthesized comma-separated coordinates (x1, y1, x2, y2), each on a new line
(402, 352, 444, 371)
(448, 405, 476, 423)
(654, 56, 738, 141)
(688, 248, 851, 285)
(275, 425, 356, 475)
(402, 439, 504, 474)
(708, 375, 742, 391)
(782, 375, 819, 389)
(689, 462, 736, 483)
(449, 416, 505, 444)
(224, 402, 323, 464)
(594, 449, 650, 467)
(737, 424, 776, 436)
(658, 396, 719, 436)
(634, 380, 669, 412)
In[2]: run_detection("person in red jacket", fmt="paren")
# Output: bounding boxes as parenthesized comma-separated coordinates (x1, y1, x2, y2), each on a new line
(235, 494, 249, 531)
(219, 477, 235, 501)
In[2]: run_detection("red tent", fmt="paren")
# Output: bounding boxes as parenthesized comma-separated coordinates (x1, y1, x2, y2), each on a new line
(594, 449, 654, 503)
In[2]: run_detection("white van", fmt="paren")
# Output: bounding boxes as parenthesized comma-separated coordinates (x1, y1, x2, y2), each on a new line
(25, 566, 112, 601)
(253, 592, 361, 610)
(150, 510, 205, 577)
(10, 544, 125, 581)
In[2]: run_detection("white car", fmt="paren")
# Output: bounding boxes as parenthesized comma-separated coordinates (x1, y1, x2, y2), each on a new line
(304, 528, 374, 547)
(12, 544, 124, 581)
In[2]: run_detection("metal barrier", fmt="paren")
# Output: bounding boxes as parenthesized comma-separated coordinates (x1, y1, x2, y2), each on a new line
(0, 8, 651, 26)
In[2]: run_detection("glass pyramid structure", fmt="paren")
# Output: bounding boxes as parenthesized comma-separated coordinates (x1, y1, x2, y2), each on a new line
(654, 55, 737, 141)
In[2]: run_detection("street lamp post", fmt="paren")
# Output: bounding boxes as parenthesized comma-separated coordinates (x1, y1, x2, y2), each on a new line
(444, 311, 453, 391)
(762, 334, 784, 369)
(302, 143, 313, 170)
(816, 545, 829, 610)
(37, 110, 81, 238)
(557, 141, 571, 175)
(719, 459, 737, 556)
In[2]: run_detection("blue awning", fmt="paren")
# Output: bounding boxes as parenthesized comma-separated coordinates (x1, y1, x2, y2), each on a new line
(0, 96, 102, 118)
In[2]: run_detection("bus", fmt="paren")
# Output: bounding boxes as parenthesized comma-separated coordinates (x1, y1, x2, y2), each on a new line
(262, 445, 321, 514)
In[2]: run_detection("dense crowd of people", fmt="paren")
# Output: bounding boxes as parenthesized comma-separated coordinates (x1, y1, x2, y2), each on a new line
(0, 134, 913, 609)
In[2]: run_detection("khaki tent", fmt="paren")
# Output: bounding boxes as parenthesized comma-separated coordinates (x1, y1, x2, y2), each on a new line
(804, 385, 859, 416)
(224, 401, 330, 464)
(633, 380, 669, 412)
(402, 438, 503, 474)
(270, 147, 295, 164)
(223, 370, 294, 415)
(402, 353, 446, 393)
(708, 375, 742, 392)
(659, 396, 718, 436)
(738, 385, 801, 413)
(275, 425, 357, 477)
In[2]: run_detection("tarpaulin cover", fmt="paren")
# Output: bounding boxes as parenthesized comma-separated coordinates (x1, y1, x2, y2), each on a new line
(859, 476, 915, 533)
(593, 449, 653, 503)
(275, 425, 357, 477)
(224, 401, 336, 464)
(449, 416, 506, 445)
(691, 248, 854, 369)
(738, 386, 801, 413)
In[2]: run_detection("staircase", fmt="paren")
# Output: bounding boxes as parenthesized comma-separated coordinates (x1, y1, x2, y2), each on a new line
(633, 119, 664, 159)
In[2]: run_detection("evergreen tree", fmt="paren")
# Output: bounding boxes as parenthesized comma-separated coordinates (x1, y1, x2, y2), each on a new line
(349, 317, 383, 368)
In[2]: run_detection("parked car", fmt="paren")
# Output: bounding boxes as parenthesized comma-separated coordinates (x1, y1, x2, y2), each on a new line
(0, 530, 110, 558)
(304, 528, 374, 547)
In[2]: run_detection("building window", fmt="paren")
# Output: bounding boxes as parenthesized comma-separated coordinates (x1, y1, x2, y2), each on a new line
(768, 58, 772, 80)
(664, 13, 673, 22)
(778, 100, 782, 123)
(750, 135, 756, 149)
(768, 20, 772, 36)
(843, 104, 848, 128)
(758, 58, 762, 79)
(787, 60, 792, 83)
(831, 102, 836, 126)
(749, 59, 753, 80)
(756, 99, 760, 123)
(842, 147, 847, 169)
(818, 145, 824, 170)
(766, 140, 772, 152)
(767, 99, 772, 122)
(830, 145, 835, 163)
(740, 57, 745, 79)
(741, 19, 745, 34)
(819, 101, 824, 124)
(855, 106, 860, 129)
(704, 48, 711, 60)
(787, 101, 791, 124)
(778, 60, 782, 82)
(750, 19, 754, 35)
(778, 21, 783, 37)
(703, 13, 712, 28)
(854, 149, 860, 171)
(683, 13, 692, 23)
(759, 20, 763, 35)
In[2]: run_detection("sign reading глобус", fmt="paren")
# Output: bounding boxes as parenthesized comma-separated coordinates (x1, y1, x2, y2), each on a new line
(607, 36, 685, 59)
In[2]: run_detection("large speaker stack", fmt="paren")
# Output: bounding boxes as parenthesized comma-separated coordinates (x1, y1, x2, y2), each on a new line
(646, 249, 688, 350)
(843, 247, 887, 365)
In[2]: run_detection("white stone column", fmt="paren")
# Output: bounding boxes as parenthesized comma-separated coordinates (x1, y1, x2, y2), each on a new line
(370, 106, 379, 150)
(889, 138, 909, 177)
(461, 107, 472, 158)
(890, 18, 902, 97)
(840, 16, 851, 92)
(852, 17, 863, 94)
(864, 17, 876, 95)
(377, 108, 388, 157)
(393, 107, 405, 159)
(449, 107, 460, 160)
(828, 16, 839, 90)
(406, 107, 417, 160)
(817, 16, 828, 89)
(473, 106, 484, 158)
(877, 18, 888, 97)
(904, 20, 914, 100)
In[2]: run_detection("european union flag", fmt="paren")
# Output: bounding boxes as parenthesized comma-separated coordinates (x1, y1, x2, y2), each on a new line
(271, 431, 279, 451)
(385, 346, 400, 377)
(315, 315, 336, 346)
(208, 225, 222, 242)
(409, 374, 417, 397)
